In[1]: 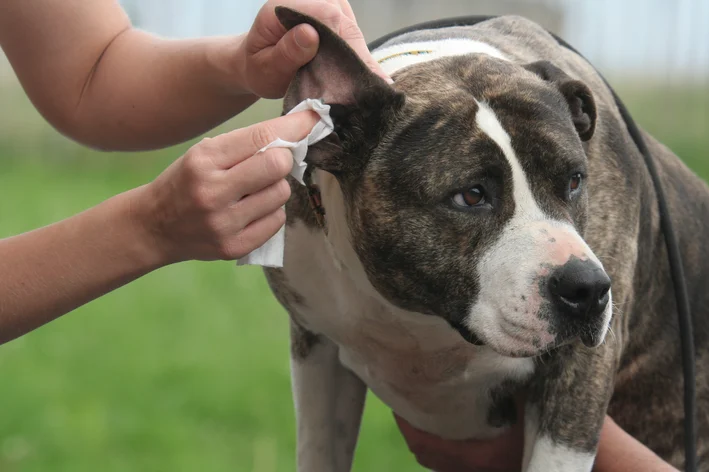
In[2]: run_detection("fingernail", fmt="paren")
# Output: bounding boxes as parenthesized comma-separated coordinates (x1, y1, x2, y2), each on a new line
(385, 77, 395, 85)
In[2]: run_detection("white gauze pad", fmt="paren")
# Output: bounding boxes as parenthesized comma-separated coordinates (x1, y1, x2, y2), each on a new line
(236, 98, 333, 268)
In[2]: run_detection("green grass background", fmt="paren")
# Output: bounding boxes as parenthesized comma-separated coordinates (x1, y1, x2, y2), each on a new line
(0, 77, 707, 472)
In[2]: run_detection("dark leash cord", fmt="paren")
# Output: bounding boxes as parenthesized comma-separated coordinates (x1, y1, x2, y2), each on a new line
(368, 15, 697, 472)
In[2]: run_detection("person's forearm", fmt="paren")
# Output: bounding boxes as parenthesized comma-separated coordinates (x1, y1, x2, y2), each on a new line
(0, 186, 165, 345)
(0, 0, 257, 151)
(593, 417, 680, 472)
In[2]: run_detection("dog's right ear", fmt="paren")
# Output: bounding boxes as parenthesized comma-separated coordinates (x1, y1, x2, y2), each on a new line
(523, 60, 597, 141)
(276, 7, 404, 176)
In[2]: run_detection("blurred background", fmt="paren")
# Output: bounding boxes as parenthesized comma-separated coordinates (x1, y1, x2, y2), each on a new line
(0, 1, 707, 471)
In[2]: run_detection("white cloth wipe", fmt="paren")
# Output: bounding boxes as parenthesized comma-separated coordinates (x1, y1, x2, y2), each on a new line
(236, 98, 334, 268)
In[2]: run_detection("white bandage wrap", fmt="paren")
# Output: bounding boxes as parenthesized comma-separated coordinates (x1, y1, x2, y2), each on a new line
(236, 99, 334, 268)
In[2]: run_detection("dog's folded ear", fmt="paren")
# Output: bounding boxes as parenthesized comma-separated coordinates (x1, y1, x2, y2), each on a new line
(523, 60, 597, 141)
(275, 6, 404, 176)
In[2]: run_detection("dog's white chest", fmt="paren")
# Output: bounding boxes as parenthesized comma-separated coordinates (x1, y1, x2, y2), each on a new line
(337, 335, 533, 439)
(281, 220, 535, 440)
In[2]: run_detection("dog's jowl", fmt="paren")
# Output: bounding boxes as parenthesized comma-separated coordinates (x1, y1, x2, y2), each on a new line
(264, 8, 709, 472)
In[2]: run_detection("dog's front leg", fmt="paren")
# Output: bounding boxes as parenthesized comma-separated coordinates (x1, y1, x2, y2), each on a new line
(290, 320, 367, 472)
(523, 344, 617, 472)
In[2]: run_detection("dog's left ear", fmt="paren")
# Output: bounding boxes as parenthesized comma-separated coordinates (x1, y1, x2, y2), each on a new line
(523, 60, 597, 141)
(276, 6, 404, 176)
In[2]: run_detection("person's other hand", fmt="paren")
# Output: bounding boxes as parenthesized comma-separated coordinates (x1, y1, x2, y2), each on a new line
(397, 407, 668, 472)
(237, 0, 392, 99)
(394, 397, 526, 472)
(135, 110, 319, 264)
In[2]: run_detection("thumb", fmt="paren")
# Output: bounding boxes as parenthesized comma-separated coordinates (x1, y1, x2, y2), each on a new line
(273, 23, 319, 76)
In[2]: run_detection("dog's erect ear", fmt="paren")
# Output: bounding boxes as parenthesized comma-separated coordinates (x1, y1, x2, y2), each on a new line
(523, 60, 597, 141)
(275, 6, 404, 175)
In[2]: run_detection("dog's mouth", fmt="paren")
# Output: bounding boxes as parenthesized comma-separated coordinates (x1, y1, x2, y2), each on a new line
(449, 312, 610, 357)
(555, 318, 610, 349)
(448, 318, 544, 356)
(449, 320, 542, 358)
(449, 321, 485, 346)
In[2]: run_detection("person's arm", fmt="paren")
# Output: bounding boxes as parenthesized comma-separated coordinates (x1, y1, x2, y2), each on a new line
(0, 0, 389, 152)
(0, 0, 251, 151)
(593, 416, 679, 472)
(394, 412, 680, 472)
(0, 111, 319, 345)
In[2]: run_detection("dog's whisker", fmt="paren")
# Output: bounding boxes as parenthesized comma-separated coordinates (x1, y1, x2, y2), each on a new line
(607, 325, 618, 343)
(611, 302, 626, 317)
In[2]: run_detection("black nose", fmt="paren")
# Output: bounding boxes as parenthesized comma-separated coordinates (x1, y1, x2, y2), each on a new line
(549, 258, 611, 319)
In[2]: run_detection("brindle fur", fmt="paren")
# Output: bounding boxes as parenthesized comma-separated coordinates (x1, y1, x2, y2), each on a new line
(263, 11, 709, 470)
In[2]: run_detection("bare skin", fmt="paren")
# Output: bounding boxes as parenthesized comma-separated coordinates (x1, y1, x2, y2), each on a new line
(395, 405, 679, 472)
(0, 0, 390, 151)
(0, 111, 321, 345)
(0, 0, 389, 343)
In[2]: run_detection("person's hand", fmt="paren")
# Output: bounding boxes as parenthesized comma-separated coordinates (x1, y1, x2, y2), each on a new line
(237, 0, 392, 99)
(395, 392, 526, 472)
(397, 408, 680, 472)
(395, 413, 525, 472)
(134, 110, 320, 264)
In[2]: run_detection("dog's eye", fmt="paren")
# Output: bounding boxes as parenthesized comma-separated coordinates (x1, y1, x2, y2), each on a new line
(569, 173, 583, 195)
(453, 186, 486, 208)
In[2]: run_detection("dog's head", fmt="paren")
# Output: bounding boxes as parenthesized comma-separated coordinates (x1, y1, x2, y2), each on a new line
(277, 8, 612, 358)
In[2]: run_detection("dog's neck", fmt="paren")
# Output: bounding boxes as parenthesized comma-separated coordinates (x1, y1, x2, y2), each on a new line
(312, 171, 358, 274)
(311, 169, 404, 312)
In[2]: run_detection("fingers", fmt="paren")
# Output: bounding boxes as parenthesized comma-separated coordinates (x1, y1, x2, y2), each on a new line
(274, 0, 343, 32)
(335, 0, 357, 22)
(394, 412, 526, 472)
(226, 148, 294, 201)
(337, 16, 393, 83)
(267, 23, 319, 85)
(265, 0, 392, 85)
(394, 414, 473, 472)
(230, 179, 292, 230)
(331, 0, 393, 83)
(204, 181, 290, 260)
(228, 209, 288, 260)
(274, 12, 392, 87)
(208, 110, 320, 168)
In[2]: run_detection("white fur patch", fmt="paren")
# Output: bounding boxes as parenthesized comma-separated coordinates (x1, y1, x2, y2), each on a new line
(372, 39, 507, 76)
(340, 344, 534, 440)
(526, 436, 595, 472)
(290, 337, 367, 471)
(474, 100, 545, 222)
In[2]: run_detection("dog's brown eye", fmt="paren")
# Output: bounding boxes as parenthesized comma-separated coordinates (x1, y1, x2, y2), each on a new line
(453, 186, 486, 208)
(569, 173, 583, 193)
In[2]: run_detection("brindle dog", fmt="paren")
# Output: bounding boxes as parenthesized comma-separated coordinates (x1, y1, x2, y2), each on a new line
(263, 8, 709, 472)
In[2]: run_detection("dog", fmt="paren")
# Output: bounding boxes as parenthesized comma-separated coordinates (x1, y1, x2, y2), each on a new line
(263, 8, 709, 471)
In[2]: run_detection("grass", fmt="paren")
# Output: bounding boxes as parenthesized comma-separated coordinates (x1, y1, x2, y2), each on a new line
(0, 80, 707, 472)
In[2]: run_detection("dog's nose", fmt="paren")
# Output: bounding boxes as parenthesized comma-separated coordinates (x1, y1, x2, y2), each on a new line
(549, 258, 611, 319)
